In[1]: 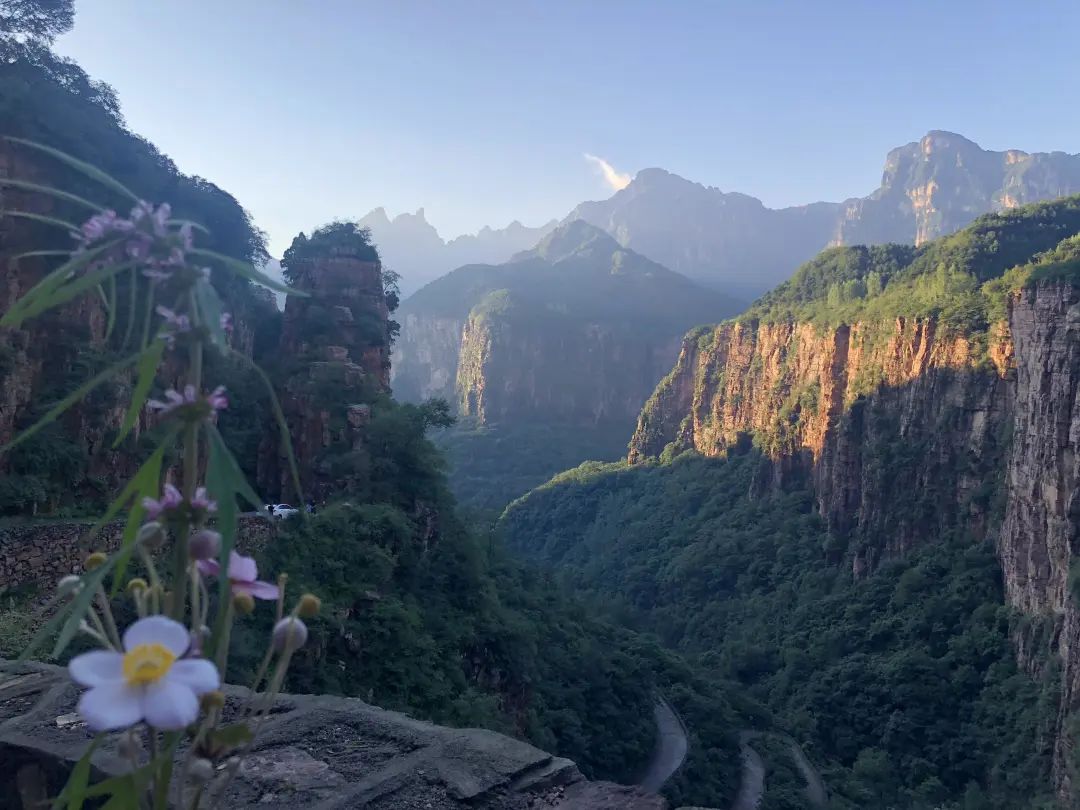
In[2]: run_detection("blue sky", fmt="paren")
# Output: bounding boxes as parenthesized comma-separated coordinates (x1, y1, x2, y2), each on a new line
(58, 0, 1080, 257)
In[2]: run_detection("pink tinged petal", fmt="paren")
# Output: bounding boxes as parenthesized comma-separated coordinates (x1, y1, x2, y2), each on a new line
(142, 497, 163, 519)
(231, 580, 280, 600)
(168, 659, 220, 696)
(249, 580, 280, 600)
(163, 484, 183, 508)
(123, 615, 190, 657)
(78, 682, 143, 731)
(227, 551, 258, 583)
(69, 650, 124, 687)
(196, 558, 220, 577)
(141, 678, 199, 731)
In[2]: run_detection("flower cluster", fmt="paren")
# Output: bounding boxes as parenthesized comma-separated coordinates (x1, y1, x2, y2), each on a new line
(147, 385, 228, 421)
(142, 483, 217, 521)
(73, 201, 194, 281)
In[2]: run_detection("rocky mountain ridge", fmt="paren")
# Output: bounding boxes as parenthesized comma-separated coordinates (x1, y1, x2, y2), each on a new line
(570, 131, 1080, 298)
(357, 207, 558, 296)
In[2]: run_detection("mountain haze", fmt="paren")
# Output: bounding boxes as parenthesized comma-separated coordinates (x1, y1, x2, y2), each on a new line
(357, 206, 557, 295)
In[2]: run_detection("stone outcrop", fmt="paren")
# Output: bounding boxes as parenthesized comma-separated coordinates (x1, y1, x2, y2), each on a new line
(0, 516, 276, 591)
(258, 247, 391, 501)
(0, 661, 668, 809)
(628, 280, 1080, 800)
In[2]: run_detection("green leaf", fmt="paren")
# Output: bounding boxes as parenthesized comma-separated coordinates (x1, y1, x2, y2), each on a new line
(1, 240, 120, 327)
(104, 273, 117, 341)
(190, 247, 306, 296)
(52, 736, 101, 810)
(4, 137, 140, 203)
(113, 339, 165, 447)
(0, 209, 79, 233)
(167, 218, 210, 235)
(0, 351, 141, 455)
(110, 441, 168, 594)
(194, 275, 227, 347)
(10, 259, 135, 325)
(0, 177, 105, 213)
(229, 348, 304, 505)
(10, 249, 72, 263)
(208, 423, 264, 510)
(17, 543, 122, 661)
(122, 265, 138, 348)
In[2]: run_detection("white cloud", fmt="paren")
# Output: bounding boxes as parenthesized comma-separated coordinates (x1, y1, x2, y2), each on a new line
(584, 153, 632, 191)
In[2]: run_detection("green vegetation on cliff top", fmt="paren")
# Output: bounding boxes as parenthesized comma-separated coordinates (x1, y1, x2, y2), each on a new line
(745, 196, 1080, 330)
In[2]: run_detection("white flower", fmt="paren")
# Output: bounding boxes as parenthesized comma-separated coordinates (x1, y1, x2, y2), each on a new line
(68, 615, 220, 731)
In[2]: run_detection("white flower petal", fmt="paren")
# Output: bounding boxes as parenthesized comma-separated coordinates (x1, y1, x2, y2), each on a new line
(142, 679, 198, 730)
(68, 650, 123, 687)
(168, 659, 220, 696)
(78, 682, 143, 731)
(123, 615, 190, 656)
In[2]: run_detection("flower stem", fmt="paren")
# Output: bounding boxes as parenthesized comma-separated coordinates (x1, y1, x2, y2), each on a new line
(170, 290, 203, 622)
(94, 587, 123, 649)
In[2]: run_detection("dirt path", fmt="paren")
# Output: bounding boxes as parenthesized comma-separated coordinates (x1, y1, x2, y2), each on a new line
(638, 697, 689, 793)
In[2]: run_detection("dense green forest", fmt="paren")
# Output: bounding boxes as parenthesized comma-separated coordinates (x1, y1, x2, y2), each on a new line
(500, 451, 1060, 809)
(431, 418, 630, 514)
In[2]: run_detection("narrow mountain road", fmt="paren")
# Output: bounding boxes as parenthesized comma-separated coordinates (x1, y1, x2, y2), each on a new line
(731, 732, 766, 810)
(731, 731, 826, 810)
(638, 697, 689, 793)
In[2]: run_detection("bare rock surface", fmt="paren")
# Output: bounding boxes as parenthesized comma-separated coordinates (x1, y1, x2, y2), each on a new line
(0, 661, 668, 809)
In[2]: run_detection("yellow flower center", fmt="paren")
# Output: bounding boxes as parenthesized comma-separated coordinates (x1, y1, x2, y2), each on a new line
(122, 642, 176, 687)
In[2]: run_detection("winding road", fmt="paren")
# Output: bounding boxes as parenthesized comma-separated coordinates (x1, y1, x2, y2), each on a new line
(638, 697, 689, 793)
(732, 731, 826, 810)
(634, 700, 825, 810)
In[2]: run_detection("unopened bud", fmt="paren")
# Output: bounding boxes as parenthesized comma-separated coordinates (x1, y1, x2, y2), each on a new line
(57, 574, 82, 597)
(84, 552, 107, 571)
(272, 617, 308, 653)
(233, 592, 255, 615)
(126, 577, 148, 596)
(189, 758, 215, 784)
(297, 593, 321, 618)
(136, 521, 166, 550)
(200, 689, 226, 711)
(188, 528, 221, 561)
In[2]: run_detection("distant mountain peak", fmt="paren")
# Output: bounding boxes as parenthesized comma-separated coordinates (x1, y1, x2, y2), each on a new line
(518, 219, 619, 264)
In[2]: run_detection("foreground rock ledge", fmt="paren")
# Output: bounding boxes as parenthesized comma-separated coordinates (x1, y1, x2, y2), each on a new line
(0, 661, 671, 809)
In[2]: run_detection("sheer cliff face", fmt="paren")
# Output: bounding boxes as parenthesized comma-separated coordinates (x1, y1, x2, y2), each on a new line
(628, 281, 1080, 799)
(455, 301, 683, 427)
(569, 132, 1080, 298)
(630, 315, 1013, 571)
(1000, 284, 1080, 801)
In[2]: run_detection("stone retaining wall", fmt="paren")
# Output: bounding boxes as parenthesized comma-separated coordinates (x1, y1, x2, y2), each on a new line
(0, 517, 276, 591)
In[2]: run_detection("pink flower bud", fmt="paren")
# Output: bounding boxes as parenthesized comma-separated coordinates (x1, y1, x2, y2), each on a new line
(188, 529, 221, 561)
(272, 617, 308, 653)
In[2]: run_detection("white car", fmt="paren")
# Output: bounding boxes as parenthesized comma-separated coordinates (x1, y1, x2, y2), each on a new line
(268, 503, 299, 520)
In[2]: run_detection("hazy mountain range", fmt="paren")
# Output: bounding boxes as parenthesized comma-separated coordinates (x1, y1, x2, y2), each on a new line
(364, 131, 1080, 300)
